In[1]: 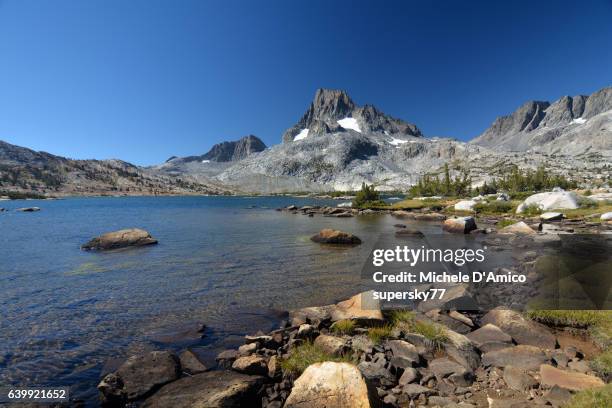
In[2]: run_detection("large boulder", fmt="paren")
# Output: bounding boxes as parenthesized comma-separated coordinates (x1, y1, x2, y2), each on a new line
(284, 362, 375, 408)
(454, 200, 477, 212)
(482, 345, 548, 370)
(442, 216, 477, 234)
(540, 364, 605, 391)
(98, 351, 180, 404)
(142, 370, 264, 408)
(481, 308, 556, 349)
(310, 229, 362, 245)
(516, 191, 581, 214)
(82, 228, 158, 250)
(387, 340, 420, 369)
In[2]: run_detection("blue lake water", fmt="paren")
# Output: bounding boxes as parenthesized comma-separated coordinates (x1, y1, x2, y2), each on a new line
(0, 196, 449, 405)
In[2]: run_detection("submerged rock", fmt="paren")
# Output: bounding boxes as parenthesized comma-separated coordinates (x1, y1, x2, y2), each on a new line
(82, 228, 158, 250)
(142, 370, 264, 408)
(499, 221, 536, 234)
(98, 351, 180, 404)
(310, 228, 362, 244)
(179, 349, 207, 375)
(284, 362, 374, 408)
(16, 207, 40, 212)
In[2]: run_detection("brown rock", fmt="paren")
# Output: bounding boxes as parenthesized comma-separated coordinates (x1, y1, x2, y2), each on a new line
(314, 334, 346, 355)
(503, 366, 538, 391)
(540, 364, 604, 391)
(82, 228, 158, 250)
(442, 216, 477, 234)
(232, 355, 268, 376)
(466, 324, 512, 347)
(310, 228, 361, 244)
(499, 221, 536, 234)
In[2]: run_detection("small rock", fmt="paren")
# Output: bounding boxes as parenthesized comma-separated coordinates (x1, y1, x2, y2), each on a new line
(401, 383, 436, 398)
(499, 221, 536, 235)
(268, 355, 281, 378)
(567, 360, 590, 374)
(540, 212, 564, 221)
(238, 342, 258, 356)
(399, 367, 419, 385)
(502, 366, 537, 391)
(179, 349, 207, 375)
(466, 324, 512, 348)
(16, 207, 40, 212)
(601, 212, 612, 221)
(314, 334, 346, 356)
(454, 200, 477, 212)
(232, 355, 268, 376)
(448, 311, 473, 327)
(395, 229, 425, 237)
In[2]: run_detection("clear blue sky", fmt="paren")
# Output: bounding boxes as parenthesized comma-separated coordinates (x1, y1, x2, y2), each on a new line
(1, 0, 611, 165)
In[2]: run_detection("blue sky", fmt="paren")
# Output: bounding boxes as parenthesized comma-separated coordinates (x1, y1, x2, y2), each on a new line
(0, 0, 611, 165)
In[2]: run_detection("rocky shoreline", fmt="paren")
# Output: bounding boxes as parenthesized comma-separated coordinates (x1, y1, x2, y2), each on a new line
(94, 204, 611, 408)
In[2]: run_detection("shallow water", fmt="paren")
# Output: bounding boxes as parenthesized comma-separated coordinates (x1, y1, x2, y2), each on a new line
(0, 196, 447, 405)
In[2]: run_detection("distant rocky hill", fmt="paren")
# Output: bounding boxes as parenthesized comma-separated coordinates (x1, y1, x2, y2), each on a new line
(471, 87, 612, 154)
(166, 135, 266, 164)
(0, 140, 231, 197)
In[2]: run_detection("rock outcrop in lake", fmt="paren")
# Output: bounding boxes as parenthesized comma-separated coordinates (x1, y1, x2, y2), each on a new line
(81, 228, 158, 251)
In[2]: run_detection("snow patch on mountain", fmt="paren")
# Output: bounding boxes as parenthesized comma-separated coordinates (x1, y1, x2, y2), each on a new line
(337, 117, 361, 133)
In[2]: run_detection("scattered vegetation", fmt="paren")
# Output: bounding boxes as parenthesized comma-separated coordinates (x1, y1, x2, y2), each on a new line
(280, 341, 355, 376)
(475, 165, 578, 194)
(563, 383, 612, 408)
(388, 310, 416, 326)
(527, 310, 612, 378)
(331, 319, 356, 336)
(367, 324, 394, 344)
(409, 164, 472, 197)
(496, 219, 517, 228)
(389, 199, 426, 210)
(353, 183, 386, 208)
(473, 201, 515, 214)
(0, 190, 48, 199)
(521, 203, 543, 216)
(411, 320, 449, 351)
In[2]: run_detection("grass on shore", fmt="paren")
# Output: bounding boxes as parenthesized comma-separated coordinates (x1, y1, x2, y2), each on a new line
(367, 324, 394, 344)
(280, 341, 356, 376)
(331, 319, 356, 335)
(387, 309, 448, 350)
(527, 310, 612, 378)
(563, 383, 612, 408)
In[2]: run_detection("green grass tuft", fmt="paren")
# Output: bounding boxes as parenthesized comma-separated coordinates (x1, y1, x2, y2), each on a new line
(331, 319, 356, 335)
(412, 320, 448, 351)
(367, 325, 394, 344)
(562, 383, 612, 408)
(525, 310, 612, 328)
(591, 349, 612, 379)
(473, 201, 515, 214)
(496, 219, 518, 228)
(388, 310, 416, 326)
(279, 341, 355, 376)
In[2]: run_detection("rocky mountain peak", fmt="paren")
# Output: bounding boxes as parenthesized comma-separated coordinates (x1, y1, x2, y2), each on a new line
(282, 89, 422, 142)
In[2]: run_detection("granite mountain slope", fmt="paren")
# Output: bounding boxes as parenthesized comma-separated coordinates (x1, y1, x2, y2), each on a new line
(471, 87, 612, 154)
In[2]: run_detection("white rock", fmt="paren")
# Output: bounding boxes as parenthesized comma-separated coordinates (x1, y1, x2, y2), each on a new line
(284, 362, 372, 408)
(540, 212, 564, 221)
(601, 212, 612, 221)
(472, 195, 487, 202)
(454, 200, 477, 211)
(337, 202, 352, 208)
(589, 193, 612, 202)
(516, 191, 581, 214)
(496, 193, 510, 201)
